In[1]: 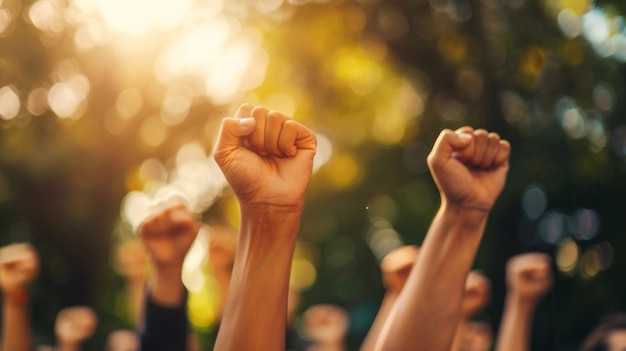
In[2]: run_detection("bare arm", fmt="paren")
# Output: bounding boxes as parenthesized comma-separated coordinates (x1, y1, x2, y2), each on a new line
(213, 104, 316, 351)
(376, 128, 510, 351)
(0, 243, 38, 351)
(451, 271, 492, 351)
(137, 204, 199, 351)
(361, 245, 418, 351)
(495, 253, 552, 351)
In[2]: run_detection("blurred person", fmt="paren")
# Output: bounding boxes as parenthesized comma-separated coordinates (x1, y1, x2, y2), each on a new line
(374, 127, 511, 351)
(206, 223, 237, 320)
(212, 104, 317, 350)
(302, 304, 349, 351)
(105, 329, 139, 351)
(495, 252, 553, 351)
(457, 321, 493, 351)
(451, 271, 492, 351)
(55, 306, 98, 351)
(113, 239, 148, 325)
(580, 313, 626, 351)
(0, 242, 39, 351)
(136, 202, 199, 351)
(360, 245, 419, 351)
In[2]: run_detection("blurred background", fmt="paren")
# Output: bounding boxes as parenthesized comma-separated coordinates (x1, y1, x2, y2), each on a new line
(0, 0, 625, 349)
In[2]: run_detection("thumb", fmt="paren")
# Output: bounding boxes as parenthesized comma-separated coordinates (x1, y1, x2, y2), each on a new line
(427, 129, 473, 168)
(213, 117, 256, 161)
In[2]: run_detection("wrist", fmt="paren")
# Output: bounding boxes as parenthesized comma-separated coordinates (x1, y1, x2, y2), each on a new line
(506, 290, 540, 310)
(3, 288, 30, 306)
(239, 203, 303, 242)
(440, 201, 490, 229)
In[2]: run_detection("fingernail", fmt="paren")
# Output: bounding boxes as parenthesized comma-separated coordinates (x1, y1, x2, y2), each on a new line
(238, 118, 255, 129)
(458, 133, 472, 140)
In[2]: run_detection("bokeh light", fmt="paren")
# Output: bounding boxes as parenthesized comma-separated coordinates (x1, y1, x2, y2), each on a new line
(522, 184, 548, 219)
(539, 210, 568, 245)
(569, 208, 600, 241)
(0, 85, 20, 121)
(366, 219, 404, 261)
(556, 238, 579, 275)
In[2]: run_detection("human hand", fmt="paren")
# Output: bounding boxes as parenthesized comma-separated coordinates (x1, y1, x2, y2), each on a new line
(427, 128, 510, 212)
(0, 243, 38, 299)
(506, 253, 553, 304)
(105, 329, 139, 351)
(213, 104, 317, 210)
(136, 203, 199, 270)
(302, 304, 349, 344)
(380, 245, 419, 292)
(461, 271, 491, 318)
(55, 306, 98, 347)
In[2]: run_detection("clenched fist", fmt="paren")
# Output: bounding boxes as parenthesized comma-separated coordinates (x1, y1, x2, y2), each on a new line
(0, 243, 39, 298)
(213, 104, 317, 210)
(461, 271, 491, 318)
(137, 203, 199, 270)
(506, 253, 553, 303)
(55, 306, 98, 348)
(380, 245, 419, 293)
(302, 304, 349, 345)
(428, 128, 510, 212)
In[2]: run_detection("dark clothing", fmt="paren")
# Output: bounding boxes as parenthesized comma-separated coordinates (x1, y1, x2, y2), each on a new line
(140, 291, 188, 351)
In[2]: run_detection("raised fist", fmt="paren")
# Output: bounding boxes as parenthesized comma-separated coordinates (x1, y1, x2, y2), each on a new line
(506, 253, 553, 303)
(302, 304, 349, 345)
(55, 306, 98, 347)
(0, 243, 39, 296)
(105, 329, 139, 351)
(380, 245, 419, 292)
(427, 128, 510, 212)
(461, 271, 491, 318)
(136, 203, 199, 270)
(213, 104, 317, 209)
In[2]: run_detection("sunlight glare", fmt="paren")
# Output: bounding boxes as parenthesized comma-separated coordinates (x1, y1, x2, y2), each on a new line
(91, 0, 194, 36)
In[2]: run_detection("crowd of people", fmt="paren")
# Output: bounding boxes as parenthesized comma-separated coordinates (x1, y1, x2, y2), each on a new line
(0, 104, 624, 350)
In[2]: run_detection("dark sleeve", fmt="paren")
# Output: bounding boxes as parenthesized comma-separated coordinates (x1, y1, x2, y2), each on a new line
(140, 291, 188, 351)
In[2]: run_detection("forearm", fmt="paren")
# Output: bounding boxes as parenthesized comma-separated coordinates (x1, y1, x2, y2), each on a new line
(127, 279, 145, 325)
(215, 204, 302, 351)
(214, 268, 231, 318)
(360, 291, 399, 351)
(150, 265, 185, 307)
(2, 293, 34, 351)
(495, 294, 536, 351)
(450, 318, 469, 351)
(377, 203, 488, 351)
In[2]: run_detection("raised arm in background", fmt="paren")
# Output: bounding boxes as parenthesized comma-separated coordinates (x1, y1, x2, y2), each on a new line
(360, 245, 419, 351)
(302, 304, 350, 351)
(213, 103, 317, 351)
(451, 271, 492, 351)
(137, 203, 199, 351)
(0, 243, 39, 351)
(113, 239, 148, 326)
(376, 127, 510, 351)
(495, 252, 553, 351)
(55, 306, 98, 351)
